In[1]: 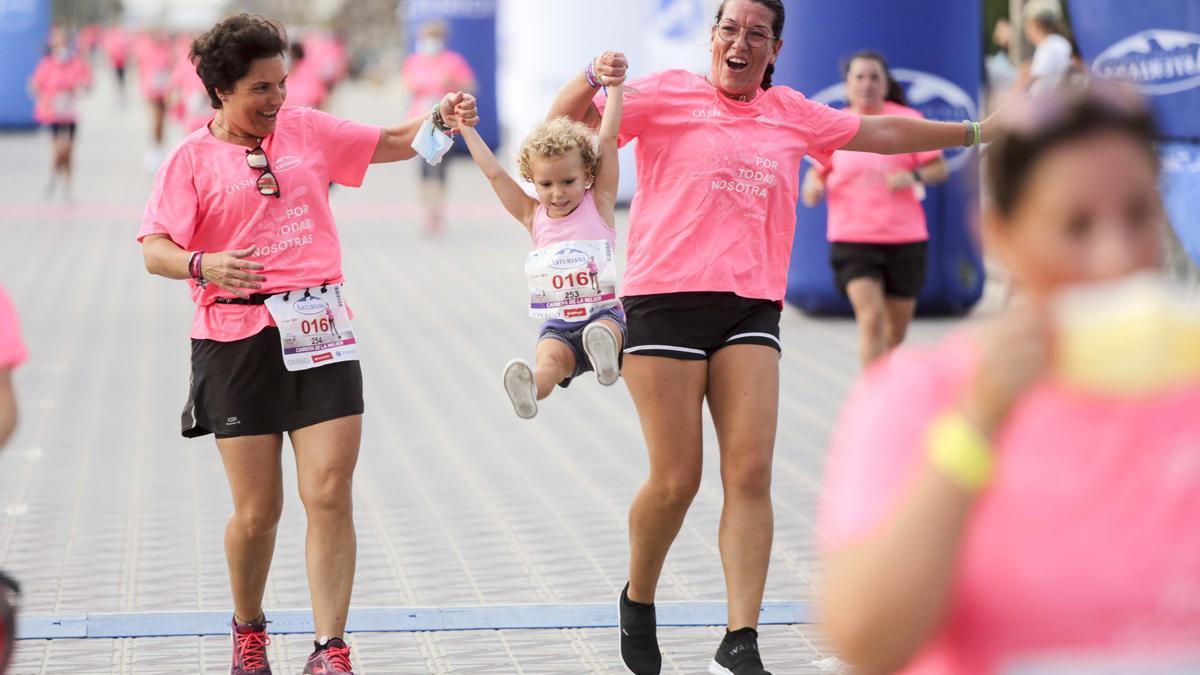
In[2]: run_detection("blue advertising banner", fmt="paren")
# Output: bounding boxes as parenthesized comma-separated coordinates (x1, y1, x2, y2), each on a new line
(0, 0, 52, 128)
(1070, 1, 1200, 141)
(405, 0, 499, 150)
(1161, 142, 1200, 264)
(772, 0, 984, 316)
(1070, 1, 1200, 265)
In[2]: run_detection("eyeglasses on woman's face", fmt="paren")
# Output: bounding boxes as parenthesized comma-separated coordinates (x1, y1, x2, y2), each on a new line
(714, 20, 775, 48)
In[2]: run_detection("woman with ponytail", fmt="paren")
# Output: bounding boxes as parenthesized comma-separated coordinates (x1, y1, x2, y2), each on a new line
(549, 2, 997, 672)
(802, 51, 949, 367)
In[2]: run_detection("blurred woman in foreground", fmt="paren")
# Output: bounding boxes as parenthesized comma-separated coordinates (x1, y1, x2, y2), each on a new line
(820, 85, 1200, 674)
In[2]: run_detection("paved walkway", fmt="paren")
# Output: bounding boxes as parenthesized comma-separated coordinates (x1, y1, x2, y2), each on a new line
(0, 64, 962, 674)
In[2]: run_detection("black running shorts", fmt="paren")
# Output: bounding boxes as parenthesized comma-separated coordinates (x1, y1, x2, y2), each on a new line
(830, 241, 927, 299)
(621, 292, 781, 361)
(48, 122, 76, 139)
(182, 326, 364, 438)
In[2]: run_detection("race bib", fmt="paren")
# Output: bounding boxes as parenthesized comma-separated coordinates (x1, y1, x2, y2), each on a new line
(52, 92, 74, 117)
(525, 239, 617, 322)
(264, 284, 358, 371)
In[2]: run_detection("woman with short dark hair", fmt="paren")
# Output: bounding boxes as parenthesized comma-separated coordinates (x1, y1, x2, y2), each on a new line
(138, 14, 474, 674)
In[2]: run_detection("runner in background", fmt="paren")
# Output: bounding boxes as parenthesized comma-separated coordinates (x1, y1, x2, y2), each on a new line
(166, 34, 211, 134)
(76, 24, 101, 59)
(103, 25, 131, 104)
(454, 88, 625, 419)
(802, 51, 948, 366)
(401, 20, 476, 236)
(29, 28, 92, 200)
(304, 31, 349, 98)
(282, 42, 329, 111)
(136, 29, 174, 169)
(138, 13, 474, 674)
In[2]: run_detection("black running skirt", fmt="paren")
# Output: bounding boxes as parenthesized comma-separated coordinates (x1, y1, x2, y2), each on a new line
(182, 326, 364, 438)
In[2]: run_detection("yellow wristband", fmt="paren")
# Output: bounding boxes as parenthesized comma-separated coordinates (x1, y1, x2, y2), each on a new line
(926, 412, 994, 493)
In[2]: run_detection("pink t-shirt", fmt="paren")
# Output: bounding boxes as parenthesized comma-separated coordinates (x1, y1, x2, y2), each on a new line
(30, 56, 91, 124)
(0, 286, 27, 369)
(819, 101, 942, 244)
(401, 50, 475, 119)
(283, 61, 328, 110)
(167, 59, 211, 132)
(304, 34, 348, 87)
(136, 36, 173, 100)
(77, 25, 101, 54)
(138, 106, 380, 342)
(821, 331, 1200, 673)
(595, 70, 860, 301)
(103, 28, 130, 67)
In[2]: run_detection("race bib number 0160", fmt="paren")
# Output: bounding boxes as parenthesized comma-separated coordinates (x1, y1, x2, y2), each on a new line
(526, 239, 617, 322)
(264, 284, 358, 371)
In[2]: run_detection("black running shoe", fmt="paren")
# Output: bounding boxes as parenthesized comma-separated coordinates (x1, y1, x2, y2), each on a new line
(708, 627, 771, 675)
(619, 582, 661, 674)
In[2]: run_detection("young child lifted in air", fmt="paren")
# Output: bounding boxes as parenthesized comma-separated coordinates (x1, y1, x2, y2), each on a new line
(453, 86, 625, 419)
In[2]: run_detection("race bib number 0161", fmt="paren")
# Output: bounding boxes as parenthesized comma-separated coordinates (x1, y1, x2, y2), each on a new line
(264, 284, 359, 371)
(526, 239, 617, 322)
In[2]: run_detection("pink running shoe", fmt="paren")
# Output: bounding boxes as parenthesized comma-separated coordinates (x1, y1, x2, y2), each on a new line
(302, 637, 354, 674)
(230, 617, 272, 675)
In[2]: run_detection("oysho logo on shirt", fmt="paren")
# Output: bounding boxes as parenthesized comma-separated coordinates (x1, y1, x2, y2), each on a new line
(1092, 30, 1200, 95)
(274, 155, 303, 172)
(692, 107, 725, 119)
(225, 177, 256, 194)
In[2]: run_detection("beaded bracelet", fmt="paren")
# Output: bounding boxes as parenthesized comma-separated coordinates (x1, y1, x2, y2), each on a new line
(188, 251, 208, 288)
(962, 120, 983, 147)
(585, 59, 602, 88)
(430, 104, 450, 133)
(188, 251, 201, 279)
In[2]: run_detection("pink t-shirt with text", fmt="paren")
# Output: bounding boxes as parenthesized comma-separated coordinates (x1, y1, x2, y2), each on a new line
(30, 56, 91, 124)
(595, 70, 860, 301)
(819, 101, 941, 243)
(138, 106, 380, 342)
(821, 331, 1200, 673)
(0, 286, 27, 369)
(401, 50, 475, 120)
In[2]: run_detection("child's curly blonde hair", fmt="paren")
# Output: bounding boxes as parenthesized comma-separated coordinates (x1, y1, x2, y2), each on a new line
(517, 116, 600, 183)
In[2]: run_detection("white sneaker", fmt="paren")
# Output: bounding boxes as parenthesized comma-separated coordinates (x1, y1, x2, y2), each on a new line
(502, 358, 538, 419)
(582, 322, 620, 386)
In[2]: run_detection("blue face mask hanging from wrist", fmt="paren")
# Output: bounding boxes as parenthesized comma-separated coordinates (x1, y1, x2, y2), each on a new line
(411, 117, 454, 165)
